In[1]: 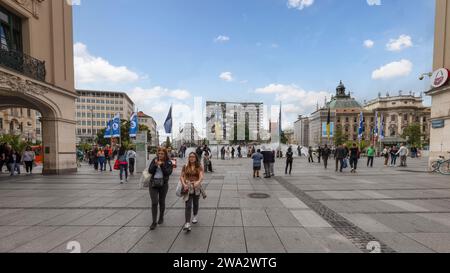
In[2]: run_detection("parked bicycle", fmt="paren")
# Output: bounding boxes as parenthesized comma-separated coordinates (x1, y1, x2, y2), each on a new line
(430, 153, 450, 175)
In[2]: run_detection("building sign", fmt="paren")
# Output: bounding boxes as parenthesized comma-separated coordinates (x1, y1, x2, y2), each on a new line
(321, 122, 334, 138)
(431, 68, 450, 88)
(432, 119, 445, 129)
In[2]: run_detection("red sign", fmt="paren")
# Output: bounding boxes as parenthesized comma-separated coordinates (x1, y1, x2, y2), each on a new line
(431, 68, 449, 88)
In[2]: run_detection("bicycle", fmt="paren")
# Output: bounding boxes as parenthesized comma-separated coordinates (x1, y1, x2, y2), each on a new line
(431, 153, 450, 175)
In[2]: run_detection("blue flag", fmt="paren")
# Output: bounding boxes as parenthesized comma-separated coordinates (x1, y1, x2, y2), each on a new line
(129, 112, 138, 138)
(358, 112, 364, 140)
(104, 120, 112, 139)
(112, 113, 121, 138)
(164, 106, 173, 134)
(380, 114, 385, 140)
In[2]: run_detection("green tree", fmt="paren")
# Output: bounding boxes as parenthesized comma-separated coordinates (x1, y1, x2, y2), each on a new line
(0, 134, 30, 152)
(280, 131, 288, 144)
(165, 137, 172, 149)
(402, 123, 424, 148)
(334, 128, 348, 146)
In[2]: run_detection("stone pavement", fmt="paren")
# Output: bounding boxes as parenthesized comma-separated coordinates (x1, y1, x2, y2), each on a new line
(0, 156, 449, 253)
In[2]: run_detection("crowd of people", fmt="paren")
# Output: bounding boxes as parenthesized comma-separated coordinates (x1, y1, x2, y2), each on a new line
(0, 143, 36, 176)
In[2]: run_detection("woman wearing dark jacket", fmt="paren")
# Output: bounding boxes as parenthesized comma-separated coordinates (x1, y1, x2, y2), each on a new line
(148, 147, 173, 230)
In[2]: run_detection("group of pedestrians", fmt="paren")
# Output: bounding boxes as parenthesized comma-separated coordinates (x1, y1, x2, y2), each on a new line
(0, 144, 36, 176)
(382, 144, 410, 167)
(147, 148, 205, 233)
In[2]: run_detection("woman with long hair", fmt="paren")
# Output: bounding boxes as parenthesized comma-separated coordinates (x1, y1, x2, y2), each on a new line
(22, 146, 36, 175)
(148, 147, 173, 230)
(180, 152, 204, 232)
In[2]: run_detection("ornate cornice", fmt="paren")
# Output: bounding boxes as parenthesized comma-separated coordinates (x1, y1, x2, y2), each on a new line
(0, 69, 50, 96)
(13, 0, 45, 18)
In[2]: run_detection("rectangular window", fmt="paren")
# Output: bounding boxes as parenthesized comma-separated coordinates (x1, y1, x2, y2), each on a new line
(0, 7, 22, 51)
(0, 118, 3, 129)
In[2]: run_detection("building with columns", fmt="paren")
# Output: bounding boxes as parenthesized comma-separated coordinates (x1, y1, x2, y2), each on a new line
(426, 0, 450, 163)
(306, 82, 431, 148)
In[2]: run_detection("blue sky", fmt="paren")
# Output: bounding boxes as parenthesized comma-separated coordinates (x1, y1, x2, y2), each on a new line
(73, 0, 436, 137)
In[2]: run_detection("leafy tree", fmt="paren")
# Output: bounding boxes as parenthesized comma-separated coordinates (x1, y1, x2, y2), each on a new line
(280, 131, 288, 144)
(402, 123, 424, 148)
(165, 137, 172, 149)
(0, 134, 30, 152)
(334, 128, 348, 146)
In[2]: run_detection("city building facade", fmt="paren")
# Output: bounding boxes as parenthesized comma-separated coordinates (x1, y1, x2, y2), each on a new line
(75, 90, 135, 144)
(174, 123, 202, 148)
(294, 115, 310, 147)
(426, 0, 450, 163)
(0, 108, 39, 142)
(0, 0, 77, 174)
(206, 101, 263, 144)
(306, 82, 431, 148)
(137, 111, 158, 147)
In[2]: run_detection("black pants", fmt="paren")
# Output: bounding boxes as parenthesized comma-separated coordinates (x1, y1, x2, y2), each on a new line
(106, 158, 112, 171)
(350, 157, 358, 170)
(129, 158, 135, 174)
(308, 154, 314, 163)
(285, 160, 293, 174)
(367, 156, 374, 167)
(185, 194, 200, 223)
(336, 158, 344, 172)
(317, 156, 321, 163)
(0, 160, 4, 172)
(94, 158, 99, 170)
(24, 161, 33, 173)
(323, 156, 329, 169)
(149, 183, 169, 223)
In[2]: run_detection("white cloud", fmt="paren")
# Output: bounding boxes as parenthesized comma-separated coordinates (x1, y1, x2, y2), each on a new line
(214, 35, 230, 43)
(386, 35, 413, 51)
(372, 59, 413, 80)
(364, 39, 374, 48)
(128, 86, 191, 104)
(219, 72, 234, 82)
(367, 0, 381, 6)
(74, 42, 139, 84)
(255, 84, 332, 115)
(287, 0, 314, 10)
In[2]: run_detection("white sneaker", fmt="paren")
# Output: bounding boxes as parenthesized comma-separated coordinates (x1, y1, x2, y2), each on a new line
(192, 216, 198, 224)
(183, 223, 192, 232)
(120, 180, 124, 184)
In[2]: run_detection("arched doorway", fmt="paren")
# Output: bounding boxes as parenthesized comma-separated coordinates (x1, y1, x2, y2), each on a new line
(0, 70, 77, 175)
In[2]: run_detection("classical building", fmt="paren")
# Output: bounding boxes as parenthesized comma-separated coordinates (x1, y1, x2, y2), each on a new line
(0, 0, 77, 174)
(206, 101, 263, 144)
(174, 123, 202, 148)
(0, 108, 40, 142)
(293, 115, 310, 147)
(137, 111, 158, 147)
(75, 90, 135, 143)
(306, 82, 431, 148)
(426, 0, 450, 163)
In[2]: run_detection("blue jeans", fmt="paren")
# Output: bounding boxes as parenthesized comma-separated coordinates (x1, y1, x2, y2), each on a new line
(119, 164, 128, 180)
(98, 157, 106, 171)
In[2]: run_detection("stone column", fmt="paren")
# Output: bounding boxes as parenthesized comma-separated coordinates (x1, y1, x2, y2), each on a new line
(41, 117, 77, 175)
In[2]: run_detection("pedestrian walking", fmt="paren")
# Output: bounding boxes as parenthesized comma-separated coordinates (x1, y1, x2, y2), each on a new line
(221, 146, 225, 160)
(0, 143, 6, 173)
(297, 146, 302, 157)
(97, 148, 106, 172)
(252, 149, 264, 178)
(203, 149, 213, 173)
(7, 149, 21, 176)
(335, 144, 346, 172)
(226, 146, 231, 160)
(261, 148, 273, 178)
(349, 143, 360, 173)
(237, 145, 242, 158)
(367, 145, 375, 168)
(308, 147, 314, 163)
(382, 146, 390, 166)
(127, 148, 137, 175)
(390, 145, 399, 167)
(322, 144, 331, 169)
(117, 146, 129, 184)
(195, 146, 203, 161)
(22, 146, 36, 175)
(148, 148, 173, 230)
(317, 146, 322, 164)
(285, 147, 294, 175)
(231, 146, 235, 159)
(104, 145, 113, 171)
(397, 144, 409, 167)
(180, 152, 205, 232)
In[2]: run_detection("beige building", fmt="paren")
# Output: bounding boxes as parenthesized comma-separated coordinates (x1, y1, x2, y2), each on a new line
(75, 90, 135, 143)
(426, 0, 450, 162)
(174, 122, 202, 148)
(138, 111, 158, 147)
(0, 0, 77, 174)
(0, 108, 40, 142)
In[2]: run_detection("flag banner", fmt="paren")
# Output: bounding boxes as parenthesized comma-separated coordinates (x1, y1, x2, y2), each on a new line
(380, 114, 385, 141)
(129, 112, 138, 138)
(164, 105, 173, 134)
(112, 113, 121, 138)
(374, 111, 379, 140)
(322, 122, 334, 138)
(326, 108, 331, 139)
(358, 112, 364, 140)
(104, 120, 112, 139)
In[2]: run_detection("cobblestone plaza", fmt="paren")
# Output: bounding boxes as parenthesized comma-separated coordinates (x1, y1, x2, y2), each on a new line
(0, 157, 449, 253)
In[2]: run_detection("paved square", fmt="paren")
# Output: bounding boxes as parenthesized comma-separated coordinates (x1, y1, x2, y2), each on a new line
(0, 156, 449, 253)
